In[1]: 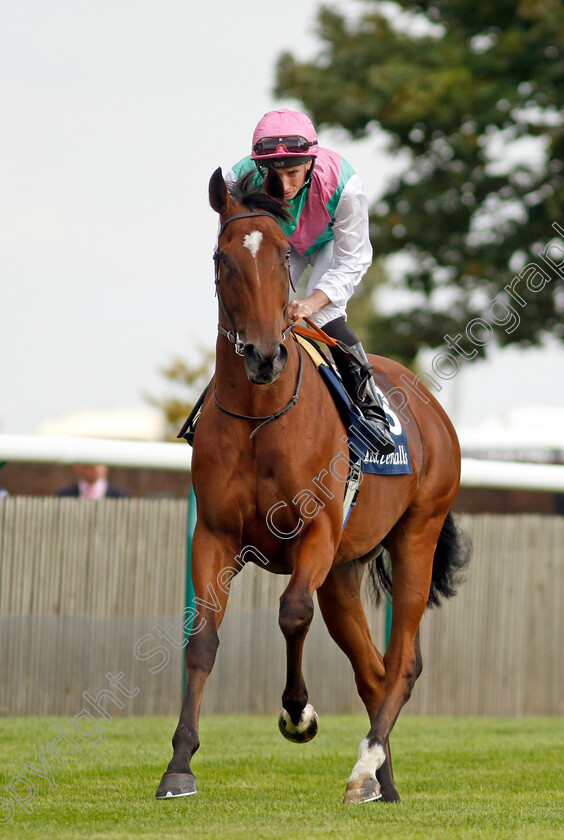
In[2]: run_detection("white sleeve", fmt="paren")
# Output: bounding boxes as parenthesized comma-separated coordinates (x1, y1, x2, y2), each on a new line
(312, 173, 373, 309)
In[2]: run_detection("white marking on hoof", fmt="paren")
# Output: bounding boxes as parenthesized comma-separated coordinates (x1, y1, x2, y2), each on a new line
(278, 703, 319, 742)
(348, 737, 386, 782)
(243, 230, 263, 258)
(290, 703, 316, 733)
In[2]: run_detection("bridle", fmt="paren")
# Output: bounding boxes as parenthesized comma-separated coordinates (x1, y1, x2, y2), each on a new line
(212, 209, 303, 438)
(214, 210, 295, 355)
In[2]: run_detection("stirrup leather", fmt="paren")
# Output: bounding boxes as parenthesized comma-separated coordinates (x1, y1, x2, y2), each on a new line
(177, 384, 210, 447)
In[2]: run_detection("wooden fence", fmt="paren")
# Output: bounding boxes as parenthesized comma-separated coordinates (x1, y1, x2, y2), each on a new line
(0, 497, 562, 717)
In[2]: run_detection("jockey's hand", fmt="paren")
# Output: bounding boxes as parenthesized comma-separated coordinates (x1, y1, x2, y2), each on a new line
(288, 290, 330, 322)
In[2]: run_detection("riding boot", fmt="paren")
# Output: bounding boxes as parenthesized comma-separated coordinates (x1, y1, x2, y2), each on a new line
(330, 341, 395, 456)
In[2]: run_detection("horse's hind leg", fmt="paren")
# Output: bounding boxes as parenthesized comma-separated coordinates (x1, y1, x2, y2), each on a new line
(317, 560, 399, 803)
(345, 515, 440, 801)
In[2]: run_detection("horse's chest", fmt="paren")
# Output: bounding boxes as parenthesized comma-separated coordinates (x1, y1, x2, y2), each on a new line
(237, 477, 286, 526)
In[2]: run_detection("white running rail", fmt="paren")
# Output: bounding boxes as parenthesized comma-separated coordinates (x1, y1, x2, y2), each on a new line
(1, 434, 564, 491)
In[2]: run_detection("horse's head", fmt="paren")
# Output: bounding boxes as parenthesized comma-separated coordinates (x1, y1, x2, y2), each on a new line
(209, 167, 293, 385)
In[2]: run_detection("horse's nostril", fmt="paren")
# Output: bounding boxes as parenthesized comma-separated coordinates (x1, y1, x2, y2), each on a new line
(243, 341, 288, 383)
(243, 343, 260, 366)
(274, 342, 288, 371)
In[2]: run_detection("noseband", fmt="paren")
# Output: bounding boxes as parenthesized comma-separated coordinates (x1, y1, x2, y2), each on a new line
(213, 209, 302, 437)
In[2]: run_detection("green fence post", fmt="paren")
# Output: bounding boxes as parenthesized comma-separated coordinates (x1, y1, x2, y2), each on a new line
(183, 484, 197, 694)
(385, 594, 392, 651)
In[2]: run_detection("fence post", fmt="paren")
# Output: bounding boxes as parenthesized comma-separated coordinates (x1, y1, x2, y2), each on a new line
(385, 594, 392, 651)
(183, 484, 197, 693)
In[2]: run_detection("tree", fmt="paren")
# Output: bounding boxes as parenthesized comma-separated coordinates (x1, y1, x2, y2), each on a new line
(276, 0, 564, 359)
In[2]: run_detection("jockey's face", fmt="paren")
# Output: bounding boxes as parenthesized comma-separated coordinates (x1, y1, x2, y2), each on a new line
(272, 162, 312, 200)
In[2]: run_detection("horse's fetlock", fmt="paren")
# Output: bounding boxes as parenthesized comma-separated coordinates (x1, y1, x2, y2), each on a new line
(283, 696, 308, 726)
(171, 725, 199, 766)
(367, 734, 385, 756)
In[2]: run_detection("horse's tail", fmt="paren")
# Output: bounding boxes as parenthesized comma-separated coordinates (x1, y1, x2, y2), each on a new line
(367, 511, 472, 609)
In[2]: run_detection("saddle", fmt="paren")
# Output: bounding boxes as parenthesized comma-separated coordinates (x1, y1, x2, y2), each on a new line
(292, 324, 412, 479)
(178, 323, 411, 527)
(179, 323, 412, 474)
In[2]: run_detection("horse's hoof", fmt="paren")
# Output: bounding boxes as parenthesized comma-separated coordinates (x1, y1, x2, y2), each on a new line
(278, 703, 319, 743)
(343, 778, 382, 804)
(155, 772, 197, 799)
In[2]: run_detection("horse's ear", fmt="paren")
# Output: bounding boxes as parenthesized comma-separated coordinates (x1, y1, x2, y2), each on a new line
(264, 168, 285, 202)
(209, 167, 233, 215)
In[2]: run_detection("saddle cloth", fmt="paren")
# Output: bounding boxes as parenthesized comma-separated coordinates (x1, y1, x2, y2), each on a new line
(295, 334, 412, 477)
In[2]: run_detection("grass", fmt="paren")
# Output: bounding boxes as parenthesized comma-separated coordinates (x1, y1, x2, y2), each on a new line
(0, 715, 562, 839)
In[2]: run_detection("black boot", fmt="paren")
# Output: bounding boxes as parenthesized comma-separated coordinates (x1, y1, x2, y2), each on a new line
(331, 341, 395, 456)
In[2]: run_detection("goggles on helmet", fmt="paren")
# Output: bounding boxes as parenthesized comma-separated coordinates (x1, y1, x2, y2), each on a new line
(252, 135, 315, 157)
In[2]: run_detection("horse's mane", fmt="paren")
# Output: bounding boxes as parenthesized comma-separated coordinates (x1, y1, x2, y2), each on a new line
(227, 172, 292, 224)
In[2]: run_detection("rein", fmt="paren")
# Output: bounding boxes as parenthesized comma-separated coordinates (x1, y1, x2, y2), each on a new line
(213, 208, 302, 438)
(293, 318, 339, 348)
(213, 340, 304, 439)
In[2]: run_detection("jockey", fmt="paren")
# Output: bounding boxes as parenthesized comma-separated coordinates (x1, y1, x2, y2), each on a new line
(228, 108, 395, 455)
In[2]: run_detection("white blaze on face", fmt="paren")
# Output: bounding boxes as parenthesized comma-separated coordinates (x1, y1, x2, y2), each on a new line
(243, 230, 263, 285)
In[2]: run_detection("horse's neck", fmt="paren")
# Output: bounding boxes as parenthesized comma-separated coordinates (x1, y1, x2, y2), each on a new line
(214, 335, 299, 416)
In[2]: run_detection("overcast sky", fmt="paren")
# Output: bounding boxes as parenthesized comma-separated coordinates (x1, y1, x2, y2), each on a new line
(1, 0, 563, 438)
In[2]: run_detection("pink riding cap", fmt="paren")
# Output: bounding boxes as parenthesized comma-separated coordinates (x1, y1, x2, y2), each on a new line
(251, 109, 319, 162)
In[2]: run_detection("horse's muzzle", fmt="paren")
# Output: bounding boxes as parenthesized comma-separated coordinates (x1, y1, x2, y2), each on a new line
(243, 342, 288, 384)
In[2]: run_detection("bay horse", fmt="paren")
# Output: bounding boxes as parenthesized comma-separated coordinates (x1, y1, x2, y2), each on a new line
(156, 168, 470, 804)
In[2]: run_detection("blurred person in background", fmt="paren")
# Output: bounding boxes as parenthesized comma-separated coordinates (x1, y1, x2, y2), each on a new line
(56, 464, 129, 499)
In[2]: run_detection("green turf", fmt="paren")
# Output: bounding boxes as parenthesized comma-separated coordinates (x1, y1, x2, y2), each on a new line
(0, 716, 562, 839)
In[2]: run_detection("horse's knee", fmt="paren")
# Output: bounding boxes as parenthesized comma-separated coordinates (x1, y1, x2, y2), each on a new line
(278, 589, 314, 639)
(384, 649, 420, 704)
(397, 649, 425, 705)
(186, 630, 219, 673)
(403, 667, 418, 699)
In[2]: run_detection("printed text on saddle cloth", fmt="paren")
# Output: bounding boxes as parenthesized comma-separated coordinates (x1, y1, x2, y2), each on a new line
(352, 385, 412, 476)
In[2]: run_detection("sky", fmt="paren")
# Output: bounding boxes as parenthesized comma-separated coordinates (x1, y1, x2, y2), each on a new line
(1, 0, 563, 440)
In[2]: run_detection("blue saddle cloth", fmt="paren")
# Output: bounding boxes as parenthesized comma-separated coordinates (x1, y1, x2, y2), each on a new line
(317, 363, 412, 476)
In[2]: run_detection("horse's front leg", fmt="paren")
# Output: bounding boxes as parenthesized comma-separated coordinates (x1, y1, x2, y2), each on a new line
(277, 521, 335, 743)
(156, 525, 238, 799)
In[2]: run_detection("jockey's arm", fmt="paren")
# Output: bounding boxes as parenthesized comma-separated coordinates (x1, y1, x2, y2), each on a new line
(288, 290, 330, 321)
(289, 174, 372, 320)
